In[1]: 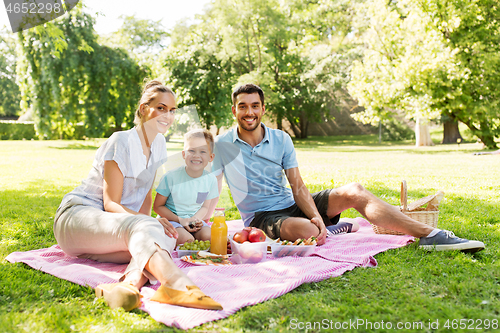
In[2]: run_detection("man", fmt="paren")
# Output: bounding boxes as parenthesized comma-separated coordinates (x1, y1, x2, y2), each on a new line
(211, 83, 484, 252)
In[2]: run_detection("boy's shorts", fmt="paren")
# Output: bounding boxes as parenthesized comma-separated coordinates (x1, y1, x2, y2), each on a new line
(249, 189, 340, 239)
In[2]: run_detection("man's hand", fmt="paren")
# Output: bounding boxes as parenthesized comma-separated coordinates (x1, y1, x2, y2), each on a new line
(156, 217, 178, 239)
(310, 216, 327, 245)
(179, 217, 203, 233)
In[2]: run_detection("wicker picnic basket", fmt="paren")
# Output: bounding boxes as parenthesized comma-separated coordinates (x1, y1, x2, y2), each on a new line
(372, 180, 442, 235)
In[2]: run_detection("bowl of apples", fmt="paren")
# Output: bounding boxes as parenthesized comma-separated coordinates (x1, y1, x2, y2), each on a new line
(230, 227, 268, 264)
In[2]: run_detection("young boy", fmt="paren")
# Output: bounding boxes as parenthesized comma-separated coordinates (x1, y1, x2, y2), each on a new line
(154, 129, 219, 245)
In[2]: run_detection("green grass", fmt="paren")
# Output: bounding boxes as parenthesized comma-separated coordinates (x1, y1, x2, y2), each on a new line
(1, 135, 499, 332)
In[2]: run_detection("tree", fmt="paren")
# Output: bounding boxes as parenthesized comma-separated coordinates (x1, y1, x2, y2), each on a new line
(348, 0, 500, 148)
(348, 0, 449, 145)
(421, 0, 500, 148)
(17, 7, 147, 139)
(158, 18, 236, 133)
(99, 15, 168, 68)
(159, 0, 359, 138)
(259, 0, 362, 137)
(0, 29, 21, 117)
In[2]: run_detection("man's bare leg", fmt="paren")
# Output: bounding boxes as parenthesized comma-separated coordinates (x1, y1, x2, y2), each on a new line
(280, 217, 320, 241)
(280, 183, 432, 242)
(325, 183, 433, 238)
(281, 183, 484, 252)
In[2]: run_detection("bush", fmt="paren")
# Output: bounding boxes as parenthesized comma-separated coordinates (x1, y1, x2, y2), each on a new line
(381, 118, 415, 141)
(0, 120, 36, 140)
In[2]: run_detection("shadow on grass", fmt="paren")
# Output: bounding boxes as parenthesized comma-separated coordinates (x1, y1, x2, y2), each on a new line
(49, 143, 100, 150)
(292, 134, 411, 148)
(292, 135, 479, 155)
(392, 147, 478, 155)
(302, 147, 476, 154)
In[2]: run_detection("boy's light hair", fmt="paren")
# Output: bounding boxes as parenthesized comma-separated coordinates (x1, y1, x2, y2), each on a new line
(184, 129, 215, 153)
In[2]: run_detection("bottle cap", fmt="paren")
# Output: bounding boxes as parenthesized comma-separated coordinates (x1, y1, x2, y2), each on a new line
(215, 207, 225, 211)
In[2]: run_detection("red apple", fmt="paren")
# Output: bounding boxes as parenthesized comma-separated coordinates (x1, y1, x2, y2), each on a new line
(233, 230, 249, 243)
(247, 251, 264, 263)
(248, 229, 266, 243)
(238, 248, 252, 259)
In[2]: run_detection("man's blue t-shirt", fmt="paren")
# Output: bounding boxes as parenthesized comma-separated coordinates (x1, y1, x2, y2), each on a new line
(212, 124, 298, 226)
(156, 166, 219, 219)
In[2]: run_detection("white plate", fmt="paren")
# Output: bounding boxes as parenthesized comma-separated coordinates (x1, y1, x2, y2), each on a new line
(180, 254, 233, 266)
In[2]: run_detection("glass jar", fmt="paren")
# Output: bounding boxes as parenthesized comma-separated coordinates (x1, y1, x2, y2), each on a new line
(211, 208, 227, 255)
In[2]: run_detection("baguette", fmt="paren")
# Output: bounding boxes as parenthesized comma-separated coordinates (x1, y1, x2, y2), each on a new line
(273, 237, 317, 257)
(277, 240, 293, 256)
(287, 239, 304, 255)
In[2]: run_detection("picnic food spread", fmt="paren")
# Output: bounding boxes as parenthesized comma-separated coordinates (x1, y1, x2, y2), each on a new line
(232, 227, 266, 244)
(229, 237, 267, 264)
(271, 237, 317, 258)
(275, 237, 318, 246)
(181, 251, 232, 266)
(178, 240, 210, 251)
(177, 226, 318, 265)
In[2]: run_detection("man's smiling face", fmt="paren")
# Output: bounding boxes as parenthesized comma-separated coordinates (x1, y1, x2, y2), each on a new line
(232, 92, 265, 132)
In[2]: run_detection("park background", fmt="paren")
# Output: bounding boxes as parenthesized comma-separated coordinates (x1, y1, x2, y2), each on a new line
(1, 0, 500, 332)
(1, 0, 499, 147)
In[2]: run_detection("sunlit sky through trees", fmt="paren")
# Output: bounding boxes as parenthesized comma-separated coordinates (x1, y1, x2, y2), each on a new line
(0, 0, 212, 35)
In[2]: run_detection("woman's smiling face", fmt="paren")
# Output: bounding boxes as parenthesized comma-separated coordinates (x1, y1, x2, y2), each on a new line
(142, 92, 176, 134)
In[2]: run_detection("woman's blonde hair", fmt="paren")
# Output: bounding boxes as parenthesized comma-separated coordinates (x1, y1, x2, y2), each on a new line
(134, 79, 176, 125)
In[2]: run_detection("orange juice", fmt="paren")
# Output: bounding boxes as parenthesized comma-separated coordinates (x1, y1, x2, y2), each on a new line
(211, 209, 227, 255)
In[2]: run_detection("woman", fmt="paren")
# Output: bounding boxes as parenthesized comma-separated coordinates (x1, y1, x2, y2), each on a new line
(53, 80, 222, 311)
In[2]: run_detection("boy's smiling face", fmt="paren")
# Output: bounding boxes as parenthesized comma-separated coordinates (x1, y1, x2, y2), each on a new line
(182, 136, 214, 174)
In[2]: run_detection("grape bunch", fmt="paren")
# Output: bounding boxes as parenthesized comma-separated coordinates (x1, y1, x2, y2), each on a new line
(179, 240, 211, 251)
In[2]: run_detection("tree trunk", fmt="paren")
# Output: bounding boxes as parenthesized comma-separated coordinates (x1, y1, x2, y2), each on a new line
(287, 118, 301, 138)
(250, 23, 261, 70)
(442, 117, 462, 144)
(299, 112, 308, 139)
(114, 119, 122, 132)
(243, 27, 253, 72)
(415, 117, 434, 147)
(460, 118, 498, 149)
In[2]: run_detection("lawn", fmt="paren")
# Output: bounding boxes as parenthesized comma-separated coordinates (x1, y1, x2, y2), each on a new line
(1, 135, 499, 332)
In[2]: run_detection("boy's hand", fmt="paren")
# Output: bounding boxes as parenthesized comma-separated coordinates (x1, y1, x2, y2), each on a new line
(180, 217, 203, 232)
(156, 217, 178, 239)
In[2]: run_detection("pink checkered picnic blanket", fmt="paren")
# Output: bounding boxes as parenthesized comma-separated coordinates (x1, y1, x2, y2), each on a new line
(6, 218, 413, 329)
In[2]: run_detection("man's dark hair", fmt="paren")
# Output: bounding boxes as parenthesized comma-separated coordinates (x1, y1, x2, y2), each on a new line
(232, 84, 265, 106)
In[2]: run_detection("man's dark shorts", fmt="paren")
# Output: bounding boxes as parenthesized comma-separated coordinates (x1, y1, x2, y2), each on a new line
(249, 189, 341, 239)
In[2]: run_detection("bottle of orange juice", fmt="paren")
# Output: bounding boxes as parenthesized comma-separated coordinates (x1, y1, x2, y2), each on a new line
(211, 208, 227, 255)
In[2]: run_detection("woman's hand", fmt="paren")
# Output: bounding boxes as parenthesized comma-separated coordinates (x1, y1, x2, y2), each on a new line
(156, 217, 178, 239)
(179, 217, 203, 233)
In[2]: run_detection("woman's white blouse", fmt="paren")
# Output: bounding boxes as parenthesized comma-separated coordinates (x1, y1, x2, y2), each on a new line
(62, 128, 168, 212)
